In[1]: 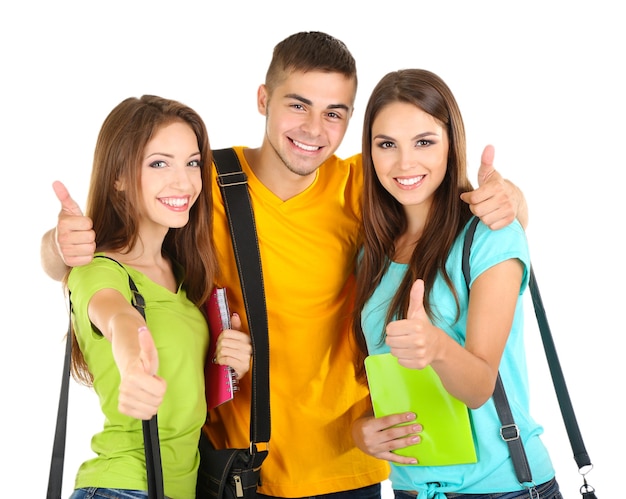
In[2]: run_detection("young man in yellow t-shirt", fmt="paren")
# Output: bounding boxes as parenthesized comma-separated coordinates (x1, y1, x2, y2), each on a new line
(41, 32, 527, 498)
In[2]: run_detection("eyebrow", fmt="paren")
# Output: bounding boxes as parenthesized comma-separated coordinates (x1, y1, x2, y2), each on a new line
(374, 130, 441, 140)
(284, 93, 351, 112)
(146, 152, 174, 159)
(145, 151, 201, 159)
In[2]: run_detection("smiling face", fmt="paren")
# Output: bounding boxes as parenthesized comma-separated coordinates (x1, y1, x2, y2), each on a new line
(258, 70, 356, 177)
(371, 101, 448, 218)
(138, 120, 202, 233)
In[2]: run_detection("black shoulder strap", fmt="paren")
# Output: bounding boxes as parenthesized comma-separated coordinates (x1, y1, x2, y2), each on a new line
(48, 256, 164, 499)
(95, 256, 164, 499)
(47, 297, 72, 499)
(462, 217, 596, 494)
(212, 148, 271, 444)
(528, 268, 592, 471)
(462, 216, 480, 289)
(462, 217, 532, 485)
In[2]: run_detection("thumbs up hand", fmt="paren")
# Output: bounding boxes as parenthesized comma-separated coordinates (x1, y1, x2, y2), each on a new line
(117, 326, 167, 420)
(459, 145, 527, 230)
(52, 180, 96, 267)
(385, 279, 443, 370)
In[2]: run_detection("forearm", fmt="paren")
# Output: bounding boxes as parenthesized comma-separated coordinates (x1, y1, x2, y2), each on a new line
(111, 325, 144, 374)
(431, 338, 498, 409)
(40, 228, 70, 282)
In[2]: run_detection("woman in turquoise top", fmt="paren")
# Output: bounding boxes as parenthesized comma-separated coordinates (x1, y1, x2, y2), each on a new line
(350, 70, 561, 499)
(62, 95, 252, 499)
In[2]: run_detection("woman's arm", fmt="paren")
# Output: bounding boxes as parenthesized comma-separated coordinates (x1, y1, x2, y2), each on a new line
(87, 287, 167, 419)
(385, 258, 523, 409)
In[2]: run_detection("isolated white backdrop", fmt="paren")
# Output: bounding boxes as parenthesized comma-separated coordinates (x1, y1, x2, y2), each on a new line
(1, 1, 620, 497)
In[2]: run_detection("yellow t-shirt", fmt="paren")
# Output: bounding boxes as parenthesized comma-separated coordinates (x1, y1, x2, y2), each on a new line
(205, 146, 389, 496)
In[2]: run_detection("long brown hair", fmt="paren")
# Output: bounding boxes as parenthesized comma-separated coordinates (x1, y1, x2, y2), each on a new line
(69, 95, 217, 384)
(353, 69, 474, 380)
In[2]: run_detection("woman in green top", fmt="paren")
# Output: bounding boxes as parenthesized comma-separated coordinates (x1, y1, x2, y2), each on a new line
(61, 95, 252, 499)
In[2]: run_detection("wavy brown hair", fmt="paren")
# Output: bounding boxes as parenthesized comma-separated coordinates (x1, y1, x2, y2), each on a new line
(353, 69, 474, 381)
(68, 95, 217, 384)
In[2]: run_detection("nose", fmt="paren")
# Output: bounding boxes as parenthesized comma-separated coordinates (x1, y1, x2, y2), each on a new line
(171, 164, 196, 189)
(301, 113, 323, 136)
(398, 148, 418, 171)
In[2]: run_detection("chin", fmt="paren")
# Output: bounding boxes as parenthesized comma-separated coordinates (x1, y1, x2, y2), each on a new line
(169, 217, 191, 229)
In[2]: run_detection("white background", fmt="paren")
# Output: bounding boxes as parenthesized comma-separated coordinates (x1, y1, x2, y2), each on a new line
(1, 1, 620, 497)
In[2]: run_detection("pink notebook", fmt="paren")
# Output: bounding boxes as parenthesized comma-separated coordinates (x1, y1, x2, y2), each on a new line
(205, 287, 239, 410)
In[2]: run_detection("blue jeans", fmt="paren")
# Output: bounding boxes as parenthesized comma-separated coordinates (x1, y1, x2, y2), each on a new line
(394, 478, 562, 499)
(69, 489, 149, 499)
(258, 483, 381, 499)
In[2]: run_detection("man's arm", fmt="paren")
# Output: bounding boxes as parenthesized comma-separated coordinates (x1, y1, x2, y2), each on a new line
(40, 181, 96, 281)
(41, 228, 69, 281)
(460, 145, 529, 230)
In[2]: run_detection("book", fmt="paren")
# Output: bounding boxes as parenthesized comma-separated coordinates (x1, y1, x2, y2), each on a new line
(205, 287, 239, 410)
(364, 353, 477, 466)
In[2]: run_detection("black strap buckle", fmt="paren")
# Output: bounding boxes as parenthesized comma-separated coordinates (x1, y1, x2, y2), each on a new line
(500, 423, 520, 442)
(218, 171, 248, 187)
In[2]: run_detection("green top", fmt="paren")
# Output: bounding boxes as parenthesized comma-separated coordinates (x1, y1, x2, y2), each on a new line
(68, 254, 208, 499)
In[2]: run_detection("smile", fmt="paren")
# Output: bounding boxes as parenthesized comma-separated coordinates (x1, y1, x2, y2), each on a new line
(292, 139, 321, 152)
(395, 176, 424, 186)
(159, 197, 189, 208)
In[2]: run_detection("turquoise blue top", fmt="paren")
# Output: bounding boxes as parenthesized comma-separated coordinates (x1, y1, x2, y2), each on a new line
(68, 254, 208, 499)
(361, 219, 555, 498)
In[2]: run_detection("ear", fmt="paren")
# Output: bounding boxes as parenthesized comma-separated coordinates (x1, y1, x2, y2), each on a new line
(114, 179, 125, 191)
(257, 84, 269, 116)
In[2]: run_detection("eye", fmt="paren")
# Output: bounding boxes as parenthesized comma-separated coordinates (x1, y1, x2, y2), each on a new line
(149, 160, 167, 169)
(188, 159, 202, 168)
(375, 140, 395, 149)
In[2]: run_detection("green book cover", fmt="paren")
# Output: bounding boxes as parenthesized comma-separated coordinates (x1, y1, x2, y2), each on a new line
(364, 353, 477, 466)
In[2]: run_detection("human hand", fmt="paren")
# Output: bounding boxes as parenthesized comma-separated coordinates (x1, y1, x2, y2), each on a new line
(460, 145, 526, 230)
(385, 279, 444, 369)
(215, 313, 253, 379)
(52, 180, 96, 267)
(351, 412, 422, 465)
(118, 327, 167, 420)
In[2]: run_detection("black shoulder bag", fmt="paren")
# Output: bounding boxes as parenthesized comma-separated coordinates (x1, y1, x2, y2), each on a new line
(463, 216, 597, 498)
(47, 258, 164, 499)
(196, 147, 271, 499)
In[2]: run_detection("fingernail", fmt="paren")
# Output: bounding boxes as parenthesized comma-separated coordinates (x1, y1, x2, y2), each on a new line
(138, 326, 148, 333)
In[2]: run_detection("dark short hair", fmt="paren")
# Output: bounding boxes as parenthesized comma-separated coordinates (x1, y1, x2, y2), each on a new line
(265, 31, 357, 92)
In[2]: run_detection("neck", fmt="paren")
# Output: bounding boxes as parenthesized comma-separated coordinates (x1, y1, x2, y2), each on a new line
(105, 244, 176, 292)
(108, 225, 167, 268)
(244, 146, 316, 201)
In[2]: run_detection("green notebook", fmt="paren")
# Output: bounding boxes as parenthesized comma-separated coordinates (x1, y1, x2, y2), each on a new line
(364, 353, 477, 466)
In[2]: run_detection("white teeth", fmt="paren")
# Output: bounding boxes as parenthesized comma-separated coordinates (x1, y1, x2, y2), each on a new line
(292, 140, 320, 152)
(396, 176, 424, 186)
(160, 197, 187, 207)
